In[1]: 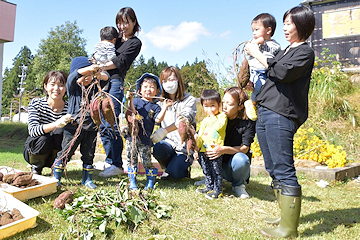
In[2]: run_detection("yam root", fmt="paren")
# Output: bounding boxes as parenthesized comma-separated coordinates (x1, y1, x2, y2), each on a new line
(53, 190, 75, 209)
(178, 120, 188, 143)
(0, 172, 3, 181)
(13, 171, 31, 180)
(0, 212, 14, 226)
(90, 96, 102, 128)
(125, 109, 139, 137)
(237, 57, 250, 89)
(177, 116, 197, 161)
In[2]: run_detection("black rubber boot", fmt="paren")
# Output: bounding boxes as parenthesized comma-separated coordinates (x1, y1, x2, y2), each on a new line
(29, 152, 49, 175)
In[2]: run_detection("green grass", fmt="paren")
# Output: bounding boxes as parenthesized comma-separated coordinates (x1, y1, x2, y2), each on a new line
(1, 123, 360, 239)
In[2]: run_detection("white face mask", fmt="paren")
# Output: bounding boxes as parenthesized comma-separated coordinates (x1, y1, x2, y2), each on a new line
(162, 81, 178, 94)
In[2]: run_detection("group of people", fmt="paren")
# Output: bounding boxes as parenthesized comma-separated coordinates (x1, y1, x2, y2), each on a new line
(23, 5, 316, 238)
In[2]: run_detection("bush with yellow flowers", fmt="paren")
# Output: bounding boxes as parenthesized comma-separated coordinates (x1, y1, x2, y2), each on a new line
(250, 126, 347, 168)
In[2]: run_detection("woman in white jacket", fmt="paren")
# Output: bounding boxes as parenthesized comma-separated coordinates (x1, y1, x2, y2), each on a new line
(151, 66, 197, 179)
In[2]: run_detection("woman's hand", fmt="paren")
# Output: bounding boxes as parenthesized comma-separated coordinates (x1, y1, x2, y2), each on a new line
(205, 144, 223, 160)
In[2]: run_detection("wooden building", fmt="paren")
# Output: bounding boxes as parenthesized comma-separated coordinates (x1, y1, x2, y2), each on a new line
(302, 0, 360, 66)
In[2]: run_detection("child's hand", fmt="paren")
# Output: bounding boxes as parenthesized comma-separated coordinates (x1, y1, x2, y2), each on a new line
(193, 151, 199, 161)
(76, 76, 92, 86)
(126, 91, 134, 100)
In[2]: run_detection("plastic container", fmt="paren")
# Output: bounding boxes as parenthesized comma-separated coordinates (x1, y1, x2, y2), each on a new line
(0, 166, 57, 201)
(0, 191, 39, 239)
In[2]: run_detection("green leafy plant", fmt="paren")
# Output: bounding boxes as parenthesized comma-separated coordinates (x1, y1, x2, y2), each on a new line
(56, 180, 171, 239)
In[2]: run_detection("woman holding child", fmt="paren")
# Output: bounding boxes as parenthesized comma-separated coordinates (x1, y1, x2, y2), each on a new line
(151, 66, 197, 179)
(245, 5, 315, 238)
(96, 7, 142, 178)
(204, 87, 256, 199)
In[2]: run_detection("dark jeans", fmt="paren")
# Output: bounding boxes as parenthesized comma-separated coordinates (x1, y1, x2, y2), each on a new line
(56, 126, 97, 166)
(23, 130, 63, 167)
(99, 79, 124, 169)
(256, 106, 299, 186)
(198, 152, 222, 193)
(153, 141, 191, 179)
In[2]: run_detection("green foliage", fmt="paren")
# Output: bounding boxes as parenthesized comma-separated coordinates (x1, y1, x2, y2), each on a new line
(31, 21, 87, 87)
(1, 46, 35, 115)
(57, 180, 171, 238)
(310, 48, 355, 121)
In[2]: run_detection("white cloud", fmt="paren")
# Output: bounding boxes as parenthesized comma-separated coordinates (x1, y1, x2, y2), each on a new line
(144, 21, 210, 52)
(219, 30, 231, 39)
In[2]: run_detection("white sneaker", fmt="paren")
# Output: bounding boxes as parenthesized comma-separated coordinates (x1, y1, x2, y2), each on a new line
(232, 184, 250, 199)
(98, 165, 123, 177)
(94, 161, 111, 170)
(194, 178, 205, 186)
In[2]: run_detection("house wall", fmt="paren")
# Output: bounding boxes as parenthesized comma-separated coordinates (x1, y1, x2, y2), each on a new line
(304, 0, 360, 66)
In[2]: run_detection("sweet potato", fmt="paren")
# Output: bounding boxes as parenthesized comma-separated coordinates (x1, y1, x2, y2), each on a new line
(13, 171, 31, 180)
(237, 57, 250, 89)
(12, 173, 33, 187)
(53, 190, 74, 209)
(90, 96, 102, 128)
(3, 174, 15, 184)
(101, 96, 115, 127)
(0, 172, 3, 181)
(178, 120, 188, 143)
(0, 212, 14, 226)
(11, 208, 24, 221)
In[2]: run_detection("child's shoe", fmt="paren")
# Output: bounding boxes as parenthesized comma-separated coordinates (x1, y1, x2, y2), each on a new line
(128, 166, 138, 190)
(244, 100, 258, 121)
(144, 168, 158, 190)
(205, 190, 223, 199)
(196, 187, 212, 194)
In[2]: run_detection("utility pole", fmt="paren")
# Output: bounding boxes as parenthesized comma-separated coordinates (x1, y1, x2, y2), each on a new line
(17, 64, 27, 122)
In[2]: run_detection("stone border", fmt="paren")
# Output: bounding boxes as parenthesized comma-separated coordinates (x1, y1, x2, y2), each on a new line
(250, 163, 360, 181)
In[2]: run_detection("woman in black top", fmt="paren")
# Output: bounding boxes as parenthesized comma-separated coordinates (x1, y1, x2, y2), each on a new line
(97, 7, 142, 178)
(205, 87, 256, 198)
(245, 5, 315, 238)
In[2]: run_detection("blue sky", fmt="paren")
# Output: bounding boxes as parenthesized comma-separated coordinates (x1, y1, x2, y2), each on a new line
(2, 0, 303, 78)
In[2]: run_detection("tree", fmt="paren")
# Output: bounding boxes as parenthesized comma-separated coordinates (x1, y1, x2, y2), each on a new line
(31, 21, 87, 87)
(1, 46, 34, 116)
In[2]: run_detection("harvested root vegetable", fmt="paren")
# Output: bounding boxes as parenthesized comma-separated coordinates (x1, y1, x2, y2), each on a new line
(0, 172, 3, 181)
(0, 212, 14, 226)
(90, 96, 102, 128)
(125, 109, 139, 137)
(11, 173, 33, 187)
(178, 120, 188, 143)
(237, 57, 250, 89)
(53, 190, 74, 209)
(11, 208, 24, 221)
(2, 174, 15, 184)
(101, 96, 116, 132)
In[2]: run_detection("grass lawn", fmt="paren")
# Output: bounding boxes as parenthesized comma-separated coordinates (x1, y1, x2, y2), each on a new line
(1, 123, 360, 239)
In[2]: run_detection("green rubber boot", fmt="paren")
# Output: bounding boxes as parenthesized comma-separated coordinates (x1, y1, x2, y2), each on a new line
(260, 185, 302, 238)
(264, 179, 281, 224)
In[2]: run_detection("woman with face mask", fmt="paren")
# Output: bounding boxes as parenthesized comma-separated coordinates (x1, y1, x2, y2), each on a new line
(151, 66, 197, 179)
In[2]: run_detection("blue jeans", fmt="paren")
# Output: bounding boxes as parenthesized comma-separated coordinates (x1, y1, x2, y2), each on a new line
(256, 106, 299, 186)
(222, 152, 250, 187)
(153, 141, 191, 179)
(99, 79, 124, 169)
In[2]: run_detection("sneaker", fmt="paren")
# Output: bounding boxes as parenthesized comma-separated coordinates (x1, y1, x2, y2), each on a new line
(98, 165, 124, 177)
(160, 171, 170, 180)
(94, 161, 111, 171)
(244, 100, 258, 121)
(205, 190, 223, 199)
(232, 184, 250, 199)
(196, 187, 212, 194)
(194, 178, 205, 186)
